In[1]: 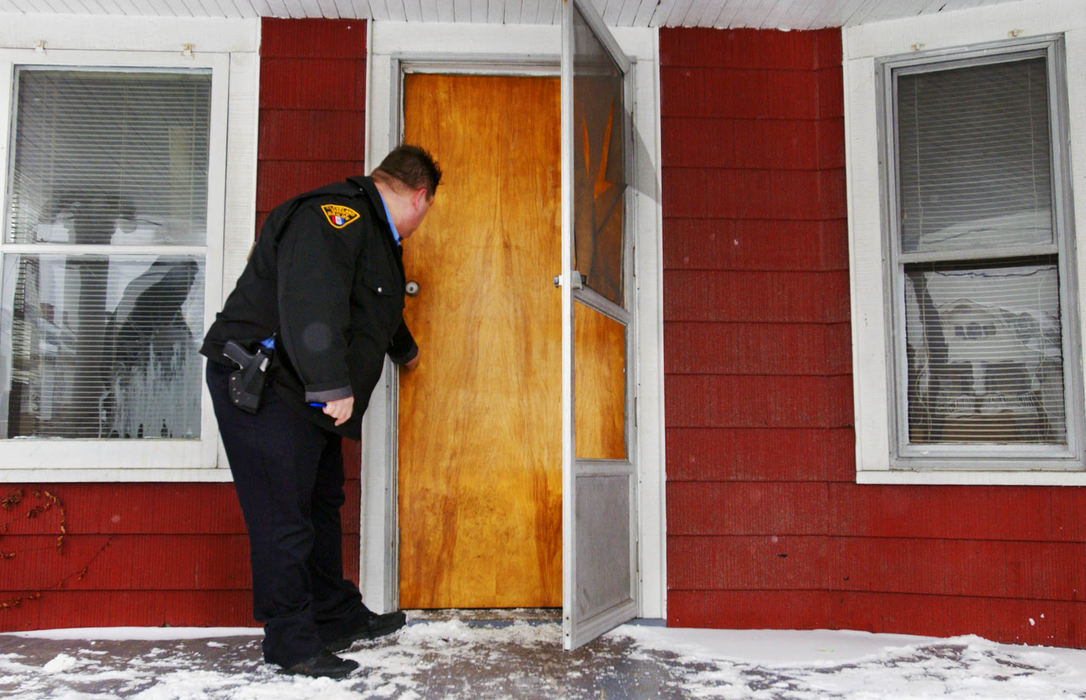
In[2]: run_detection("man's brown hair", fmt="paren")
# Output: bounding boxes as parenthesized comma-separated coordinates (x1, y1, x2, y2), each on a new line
(372, 144, 442, 198)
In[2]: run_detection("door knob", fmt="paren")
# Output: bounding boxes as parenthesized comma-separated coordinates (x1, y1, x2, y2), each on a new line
(405, 280, 420, 296)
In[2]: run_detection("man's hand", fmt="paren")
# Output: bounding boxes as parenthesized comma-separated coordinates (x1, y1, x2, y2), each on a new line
(322, 396, 355, 426)
(403, 354, 420, 371)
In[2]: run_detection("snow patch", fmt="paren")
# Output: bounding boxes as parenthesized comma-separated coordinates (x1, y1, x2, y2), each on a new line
(41, 654, 78, 673)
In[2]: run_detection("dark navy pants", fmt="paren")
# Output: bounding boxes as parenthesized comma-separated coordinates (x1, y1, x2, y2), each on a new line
(206, 361, 366, 668)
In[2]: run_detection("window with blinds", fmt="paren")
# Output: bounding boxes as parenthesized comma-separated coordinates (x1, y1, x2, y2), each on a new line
(888, 44, 1076, 454)
(1, 68, 210, 440)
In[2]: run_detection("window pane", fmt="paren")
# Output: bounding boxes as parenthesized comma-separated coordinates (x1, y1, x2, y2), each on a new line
(9, 69, 211, 246)
(572, 3, 626, 307)
(897, 57, 1052, 254)
(1, 254, 204, 439)
(904, 260, 1064, 444)
(574, 301, 626, 460)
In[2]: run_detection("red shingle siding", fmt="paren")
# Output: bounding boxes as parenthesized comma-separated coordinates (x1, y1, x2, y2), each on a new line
(662, 27, 1086, 649)
(255, 12, 365, 594)
(0, 18, 366, 632)
(0, 484, 250, 629)
(256, 17, 367, 234)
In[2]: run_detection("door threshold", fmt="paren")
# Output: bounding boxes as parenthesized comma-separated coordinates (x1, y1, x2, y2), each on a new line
(407, 608, 560, 626)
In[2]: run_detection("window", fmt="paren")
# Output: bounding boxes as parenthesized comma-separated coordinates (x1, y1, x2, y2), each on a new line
(845, 15, 1086, 484)
(0, 17, 257, 479)
(4, 68, 209, 441)
(882, 39, 1080, 470)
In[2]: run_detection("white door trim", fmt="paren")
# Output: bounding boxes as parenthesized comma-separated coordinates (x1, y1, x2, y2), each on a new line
(360, 21, 665, 621)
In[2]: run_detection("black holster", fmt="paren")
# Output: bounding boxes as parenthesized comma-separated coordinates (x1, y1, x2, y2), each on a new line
(223, 340, 272, 414)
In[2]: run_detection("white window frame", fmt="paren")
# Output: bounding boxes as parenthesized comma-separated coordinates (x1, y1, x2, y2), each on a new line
(845, 0, 1086, 485)
(0, 14, 259, 482)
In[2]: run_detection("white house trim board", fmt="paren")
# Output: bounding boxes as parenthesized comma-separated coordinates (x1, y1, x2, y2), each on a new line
(361, 21, 665, 620)
(0, 13, 259, 53)
(844, 0, 1086, 485)
(0, 0, 1035, 31)
(0, 14, 259, 482)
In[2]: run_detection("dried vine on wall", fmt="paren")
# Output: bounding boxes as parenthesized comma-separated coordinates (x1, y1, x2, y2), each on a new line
(0, 488, 113, 610)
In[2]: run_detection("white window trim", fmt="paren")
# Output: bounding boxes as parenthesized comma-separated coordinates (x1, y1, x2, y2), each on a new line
(844, 0, 1086, 485)
(0, 14, 259, 482)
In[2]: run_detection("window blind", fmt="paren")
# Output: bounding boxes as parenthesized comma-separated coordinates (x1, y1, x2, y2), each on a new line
(2, 68, 210, 440)
(897, 56, 1052, 254)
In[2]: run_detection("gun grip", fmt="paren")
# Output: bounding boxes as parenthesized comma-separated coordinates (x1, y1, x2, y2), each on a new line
(223, 339, 256, 369)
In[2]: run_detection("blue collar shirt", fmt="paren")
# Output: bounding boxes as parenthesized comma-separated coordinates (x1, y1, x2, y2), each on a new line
(377, 192, 402, 245)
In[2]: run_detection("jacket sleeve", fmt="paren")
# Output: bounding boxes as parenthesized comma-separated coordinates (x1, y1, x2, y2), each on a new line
(275, 202, 358, 403)
(387, 318, 418, 365)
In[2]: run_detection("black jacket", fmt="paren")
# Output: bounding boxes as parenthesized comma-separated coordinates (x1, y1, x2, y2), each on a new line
(201, 175, 417, 438)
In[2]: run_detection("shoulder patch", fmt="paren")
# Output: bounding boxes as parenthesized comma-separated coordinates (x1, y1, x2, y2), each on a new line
(321, 203, 361, 229)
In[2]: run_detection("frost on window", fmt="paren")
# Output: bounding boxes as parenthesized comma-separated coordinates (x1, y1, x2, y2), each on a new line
(905, 259, 1064, 444)
(3, 253, 204, 439)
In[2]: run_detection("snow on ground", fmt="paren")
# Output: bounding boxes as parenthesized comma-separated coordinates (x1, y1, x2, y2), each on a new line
(1, 620, 1085, 698)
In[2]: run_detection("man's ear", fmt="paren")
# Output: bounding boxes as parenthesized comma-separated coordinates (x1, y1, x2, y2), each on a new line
(412, 188, 429, 208)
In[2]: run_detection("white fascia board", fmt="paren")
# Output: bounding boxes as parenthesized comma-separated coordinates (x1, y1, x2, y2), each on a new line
(0, 13, 259, 54)
(845, 0, 1086, 59)
(370, 21, 560, 59)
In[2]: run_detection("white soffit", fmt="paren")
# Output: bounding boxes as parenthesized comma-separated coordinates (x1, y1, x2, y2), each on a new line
(0, 0, 1027, 30)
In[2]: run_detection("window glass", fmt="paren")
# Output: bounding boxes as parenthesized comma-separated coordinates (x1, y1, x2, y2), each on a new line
(572, 3, 626, 307)
(904, 259, 1064, 444)
(574, 301, 626, 460)
(2, 68, 210, 440)
(897, 57, 1053, 254)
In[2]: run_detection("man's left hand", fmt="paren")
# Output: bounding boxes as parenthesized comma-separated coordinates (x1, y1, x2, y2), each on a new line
(323, 396, 355, 426)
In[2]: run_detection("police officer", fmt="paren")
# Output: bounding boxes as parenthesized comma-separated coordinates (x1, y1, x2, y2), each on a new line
(201, 145, 441, 678)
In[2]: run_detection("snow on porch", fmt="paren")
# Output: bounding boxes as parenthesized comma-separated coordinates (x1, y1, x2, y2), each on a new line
(2, 612, 1085, 698)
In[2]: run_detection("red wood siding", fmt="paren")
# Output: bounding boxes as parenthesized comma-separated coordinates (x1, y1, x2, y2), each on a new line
(257, 15, 367, 598)
(257, 17, 368, 232)
(0, 484, 250, 629)
(0, 18, 366, 632)
(661, 26, 1086, 649)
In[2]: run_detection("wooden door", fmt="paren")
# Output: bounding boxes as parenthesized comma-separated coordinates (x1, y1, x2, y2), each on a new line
(399, 74, 562, 608)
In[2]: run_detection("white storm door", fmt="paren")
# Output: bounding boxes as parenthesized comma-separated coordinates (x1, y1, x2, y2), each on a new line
(560, 0, 638, 651)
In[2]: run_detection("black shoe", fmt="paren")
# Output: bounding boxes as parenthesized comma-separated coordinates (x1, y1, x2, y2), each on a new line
(325, 610, 408, 652)
(281, 650, 359, 679)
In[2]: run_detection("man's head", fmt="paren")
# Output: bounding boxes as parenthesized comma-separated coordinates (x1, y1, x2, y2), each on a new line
(372, 144, 442, 198)
(371, 145, 442, 239)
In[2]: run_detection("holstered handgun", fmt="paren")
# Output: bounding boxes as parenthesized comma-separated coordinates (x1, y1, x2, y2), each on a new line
(223, 340, 272, 414)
